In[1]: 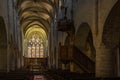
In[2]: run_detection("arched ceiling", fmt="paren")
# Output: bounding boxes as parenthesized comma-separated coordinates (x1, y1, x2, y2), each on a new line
(17, 0, 59, 35)
(25, 25, 47, 42)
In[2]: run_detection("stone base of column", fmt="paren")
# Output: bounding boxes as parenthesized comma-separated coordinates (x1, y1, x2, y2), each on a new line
(62, 64, 66, 70)
(96, 43, 116, 77)
(70, 62, 74, 72)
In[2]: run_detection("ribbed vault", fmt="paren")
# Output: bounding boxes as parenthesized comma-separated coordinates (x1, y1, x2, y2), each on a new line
(17, 0, 59, 35)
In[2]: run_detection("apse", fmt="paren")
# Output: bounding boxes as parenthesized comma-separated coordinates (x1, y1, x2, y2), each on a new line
(23, 25, 48, 58)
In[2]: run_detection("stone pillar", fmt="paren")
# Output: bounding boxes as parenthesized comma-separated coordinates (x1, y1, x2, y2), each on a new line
(17, 53, 21, 69)
(7, 46, 10, 72)
(117, 47, 120, 77)
(62, 64, 66, 70)
(96, 43, 115, 77)
(11, 54, 15, 71)
(47, 35, 51, 69)
(0, 48, 7, 72)
(55, 48, 59, 69)
(70, 62, 74, 72)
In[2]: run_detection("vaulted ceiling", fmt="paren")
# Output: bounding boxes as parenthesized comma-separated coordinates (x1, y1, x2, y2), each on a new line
(17, 0, 59, 38)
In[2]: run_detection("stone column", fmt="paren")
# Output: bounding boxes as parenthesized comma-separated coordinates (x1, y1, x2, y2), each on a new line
(17, 53, 21, 69)
(48, 34, 52, 69)
(70, 62, 74, 72)
(56, 48, 59, 69)
(96, 43, 115, 77)
(117, 47, 120, 77)
(62, 64, 66, 70)
(0, 48, 7, 72)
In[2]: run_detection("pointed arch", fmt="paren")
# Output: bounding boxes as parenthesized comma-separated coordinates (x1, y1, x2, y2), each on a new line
(102, 1, 120, 48)
(75, 22, 96, 60)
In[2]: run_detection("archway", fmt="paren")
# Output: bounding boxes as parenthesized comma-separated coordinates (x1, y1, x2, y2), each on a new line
(75, 22, 96, 61)
(0, 16, 7, 72)
(102, 1, 120, 77)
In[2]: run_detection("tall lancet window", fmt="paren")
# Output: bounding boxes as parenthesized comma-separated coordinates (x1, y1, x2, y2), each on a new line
(27, 33, 44, 58)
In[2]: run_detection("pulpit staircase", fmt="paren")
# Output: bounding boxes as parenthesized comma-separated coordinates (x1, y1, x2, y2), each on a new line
(58, 45, 95, 80)
(59, 45, 95, 73)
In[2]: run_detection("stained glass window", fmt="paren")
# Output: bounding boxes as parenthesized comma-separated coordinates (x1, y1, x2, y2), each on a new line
(40, 44, 44, 58)
(27, 33, 45, 58)
(28, 46, 31, 58)
(31, 44, 36, 58)
(36, 44, 40, 58)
